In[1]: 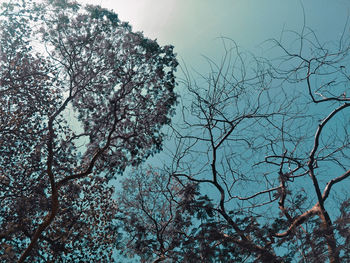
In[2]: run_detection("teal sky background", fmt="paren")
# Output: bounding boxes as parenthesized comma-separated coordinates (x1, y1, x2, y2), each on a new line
(80, 0, 350, 72)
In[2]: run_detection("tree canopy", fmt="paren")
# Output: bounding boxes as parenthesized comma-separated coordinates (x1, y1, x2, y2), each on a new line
(0, 0, 177, 262)
(1, 0, 350, 263)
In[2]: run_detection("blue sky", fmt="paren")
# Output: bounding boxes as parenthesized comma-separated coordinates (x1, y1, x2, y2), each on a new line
(79, 0, 350, 72)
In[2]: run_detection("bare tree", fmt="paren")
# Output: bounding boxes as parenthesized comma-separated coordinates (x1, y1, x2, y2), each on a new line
(118, 25, 350, 262)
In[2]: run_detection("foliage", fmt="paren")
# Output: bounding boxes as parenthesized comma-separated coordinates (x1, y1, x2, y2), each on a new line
(116, 168, 191, 262)
(0, 0, 177, 262)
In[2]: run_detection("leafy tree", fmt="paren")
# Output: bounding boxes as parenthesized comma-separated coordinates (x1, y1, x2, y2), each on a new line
(0, 0, 177, 262)
(116, 168, 193, 262)
(117, 26, 350, 262)
(116, 167, 234, 263)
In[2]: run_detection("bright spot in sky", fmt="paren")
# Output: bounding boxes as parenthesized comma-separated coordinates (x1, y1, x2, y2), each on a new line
(79, 0, 178, 42)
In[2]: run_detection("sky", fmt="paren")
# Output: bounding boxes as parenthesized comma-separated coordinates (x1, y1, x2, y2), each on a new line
(78, 0, 350, 73)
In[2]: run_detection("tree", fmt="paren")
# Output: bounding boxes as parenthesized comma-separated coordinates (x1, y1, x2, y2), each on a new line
(0, 0, 177, 262)
(116, 167, 239, 263)
(117, 26, 350, 262)
(115, 167, 195, 263)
